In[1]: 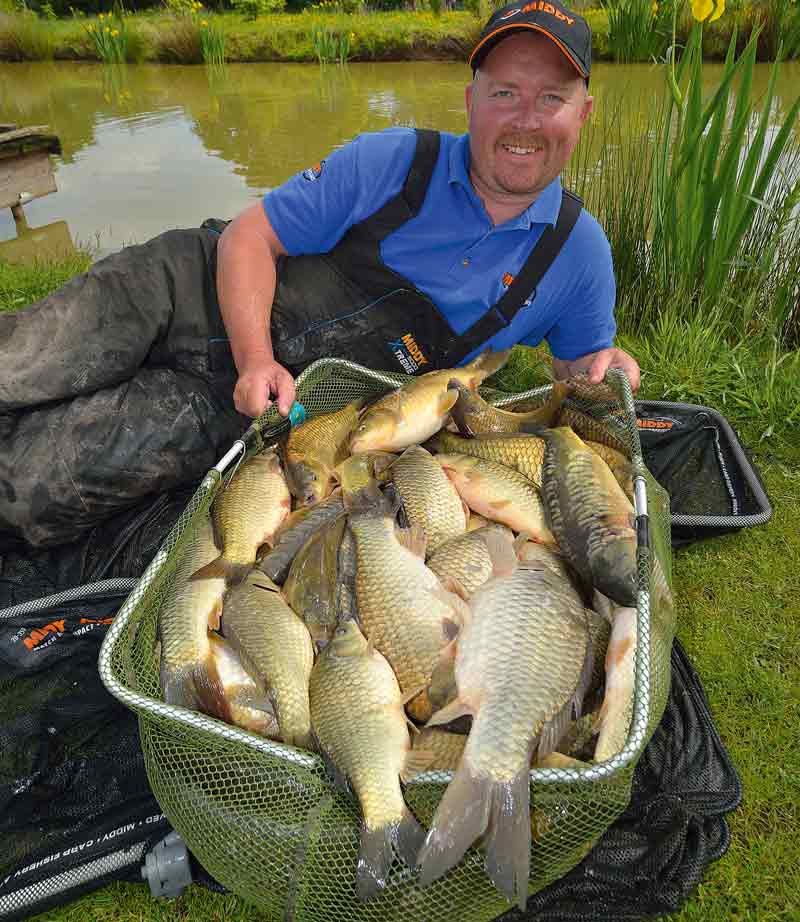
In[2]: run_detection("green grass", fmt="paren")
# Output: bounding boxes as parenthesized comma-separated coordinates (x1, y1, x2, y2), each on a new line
(0, 5, 797, 63)
(3, 251, 799, 920)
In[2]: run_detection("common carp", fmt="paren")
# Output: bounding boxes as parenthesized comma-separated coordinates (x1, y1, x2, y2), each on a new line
(428, 430, 546, 487)
(221, 571, 314, 749)
(540, 427, 638, 607)
(427, 524, 514, 598)
(309, 620, 427, 901)
(192, 449, 291, 586)
(159, 515, 226, 711)
(346, 486, 467, 721)
(417, 532, 591, 909)
(349, 349, 510, 454)
(450, 380, 569, 436)
(285, 400, 365, 506)
(435, 453, 555, 545)
(206, 633, 281, 739)
(391, 445, 467, 555)
(593, 599, 637, 762)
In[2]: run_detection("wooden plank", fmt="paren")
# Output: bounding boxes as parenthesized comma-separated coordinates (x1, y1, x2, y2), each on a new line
(0, 126, 61, 159)
(0, 220, 74, 264)
(0, 151, 57, 209)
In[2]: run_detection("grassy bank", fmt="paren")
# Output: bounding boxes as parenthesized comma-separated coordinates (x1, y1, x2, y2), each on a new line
(0, 4, 798, 63)
(2, 246, 799, 921)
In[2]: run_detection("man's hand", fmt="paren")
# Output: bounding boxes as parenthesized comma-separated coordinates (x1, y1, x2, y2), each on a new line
(234, 357, 296, 418)
(553, 347, 641, 393)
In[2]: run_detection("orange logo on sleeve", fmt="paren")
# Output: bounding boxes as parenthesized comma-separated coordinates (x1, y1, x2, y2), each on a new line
(23, 620, 66, 650)
(502, 272, 515, 287)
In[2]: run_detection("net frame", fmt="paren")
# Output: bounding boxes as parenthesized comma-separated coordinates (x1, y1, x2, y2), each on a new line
(98, 359, 674, 920)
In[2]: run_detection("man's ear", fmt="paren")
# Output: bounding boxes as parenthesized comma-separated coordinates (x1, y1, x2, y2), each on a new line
(465, 81, 473, 118)
(580, 93, 594, 125)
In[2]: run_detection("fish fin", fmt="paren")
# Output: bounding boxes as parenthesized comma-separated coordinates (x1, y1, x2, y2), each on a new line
(405, 715, 422, 736)
(513, 532, 531, 555)
(206, 597, 223, 632)
(231, 690, 274, 713)
(394, 808, 426, 866)
(438, 389, 460, 417)
(395, 524, 427, 559)
(161, 663, 202, 711)
(425, 697, 471, 728)
(427, 650, 458, 712)
(320, 749, 350, 792)
(490, 499, 512, 510)
(535, 752, 587, 770)
(401, 684, 427, 707)
(416, 756, 494, 886)
(483, 765, 532, 911)
(401, 749, 435, 782)
(465, 348, 512, 382)
(357, 825, 395, 902)
(249, 574, 282, 593)
(484, 529, 518, 579)
(190, 556, 251, 588)
(515, 420, 548, 438)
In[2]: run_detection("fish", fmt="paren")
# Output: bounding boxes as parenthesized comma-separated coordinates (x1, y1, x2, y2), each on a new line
(539, 427, 638, 607)
(308, 620, 427, 901)
(349, 349, 510, 454)
(593, 599, 637, 763)
(192, 449, 291, 586)
(335, 521, 360, 626)
(450, 380, 570, 436)
(390, 445, 467, 555)
(428, 430, 546, 487)
(257, 490, 345, 584)
(557, 404, 630, 457)
(159, 515, 227, 711)
(427, 524, 514, 598)
(411, 727, 467, 774)
(584, 440, 635, 500)
(346, 485, 467, 722)
(283, 513, 348, 650)
(435, 453, 556, 545)
(206, 633, 281, 739)
(285, 399, 365, 506)
(221, 571, 315, 749)
(417, 531, 591, 910)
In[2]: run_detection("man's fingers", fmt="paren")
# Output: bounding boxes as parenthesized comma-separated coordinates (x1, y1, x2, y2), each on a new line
(275, 373, 296, 418)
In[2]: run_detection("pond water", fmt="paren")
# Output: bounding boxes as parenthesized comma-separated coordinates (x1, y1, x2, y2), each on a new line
(0, 59, 798, 259)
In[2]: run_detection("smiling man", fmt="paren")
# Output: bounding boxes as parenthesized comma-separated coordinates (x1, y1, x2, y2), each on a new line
(217, 0, 640, 418)
(0, 0, 640, 549)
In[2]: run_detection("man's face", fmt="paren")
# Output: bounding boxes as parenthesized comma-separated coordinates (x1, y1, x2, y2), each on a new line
(466, 31, 593, 213)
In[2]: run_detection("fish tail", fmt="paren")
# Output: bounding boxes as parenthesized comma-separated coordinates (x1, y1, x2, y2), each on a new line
(394, 807, 426, 868)
(466, 348, 512, 383)
(190, 555, 251, 588)
(161, 655, 226, 719)
(483, 765, 532, 911)
(357, 824, 395, 902)
(417, 756, 531, 909)
(416, 756, 493, 886)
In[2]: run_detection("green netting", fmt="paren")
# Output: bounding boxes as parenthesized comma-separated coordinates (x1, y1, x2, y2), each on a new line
(98, 358, 674, 921)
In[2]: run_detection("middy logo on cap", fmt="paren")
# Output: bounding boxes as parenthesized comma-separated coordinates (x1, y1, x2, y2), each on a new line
(302, 161, 325, 181)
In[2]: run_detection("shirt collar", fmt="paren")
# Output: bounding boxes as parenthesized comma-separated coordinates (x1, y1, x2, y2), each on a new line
(449, 133, 563, 230)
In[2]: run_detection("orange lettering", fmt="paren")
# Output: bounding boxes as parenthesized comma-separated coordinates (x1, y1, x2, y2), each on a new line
(544, 3, 555, 13)
(23, 637, 35, 650)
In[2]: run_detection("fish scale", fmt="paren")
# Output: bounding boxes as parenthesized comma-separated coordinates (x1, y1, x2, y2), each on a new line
(418, 558, 590, 908)
(391, 445, 467, 555)
(349, 514, 461, 721)
(431, 430, 546, 486)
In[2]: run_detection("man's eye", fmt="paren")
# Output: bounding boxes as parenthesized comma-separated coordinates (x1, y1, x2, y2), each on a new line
(492, 90, 513, 98)
(543, 94, 563, 105)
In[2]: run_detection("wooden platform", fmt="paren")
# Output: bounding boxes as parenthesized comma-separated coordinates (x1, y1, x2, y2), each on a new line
(0, 125, 62, 228)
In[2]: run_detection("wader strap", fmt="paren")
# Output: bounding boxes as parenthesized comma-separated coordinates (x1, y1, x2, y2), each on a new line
(339, 128, 441, 245)
(442, 188, 583, 364)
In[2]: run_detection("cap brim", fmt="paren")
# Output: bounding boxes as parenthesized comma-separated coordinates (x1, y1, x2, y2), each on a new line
(469, 24, 588, 79)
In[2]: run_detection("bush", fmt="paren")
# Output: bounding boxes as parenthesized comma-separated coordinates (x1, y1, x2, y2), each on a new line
(230, 0, 285, 18)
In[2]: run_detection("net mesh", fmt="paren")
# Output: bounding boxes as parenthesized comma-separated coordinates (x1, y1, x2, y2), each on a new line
(99, 359, 675, 921)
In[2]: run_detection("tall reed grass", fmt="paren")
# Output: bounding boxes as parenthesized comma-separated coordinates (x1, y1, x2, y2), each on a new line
(568, 22, 800, 351)
(601, 0, 676, 62)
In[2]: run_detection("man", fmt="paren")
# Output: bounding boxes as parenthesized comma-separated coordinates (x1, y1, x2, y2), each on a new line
(0, 0, 637, 549)
(216, 0, 639, 418)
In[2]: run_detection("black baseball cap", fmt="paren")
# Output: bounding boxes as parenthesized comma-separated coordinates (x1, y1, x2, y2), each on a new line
(469, 1, 592, 81)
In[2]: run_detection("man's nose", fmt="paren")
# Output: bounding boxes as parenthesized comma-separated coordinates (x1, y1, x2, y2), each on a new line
(512, 97, 544, 130)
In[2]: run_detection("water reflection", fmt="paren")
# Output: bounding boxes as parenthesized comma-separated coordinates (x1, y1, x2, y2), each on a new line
(0, 59, 798, 257)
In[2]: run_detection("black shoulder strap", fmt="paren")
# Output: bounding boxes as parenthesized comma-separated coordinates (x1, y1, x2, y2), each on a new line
(443, 188, 583, 363)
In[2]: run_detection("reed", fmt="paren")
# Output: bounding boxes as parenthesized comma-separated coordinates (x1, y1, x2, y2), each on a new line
(199, 15, 225, 67)
(568, 21, 800, 349)
(83, 7, 128, 64)
(601, 0, 676, 62)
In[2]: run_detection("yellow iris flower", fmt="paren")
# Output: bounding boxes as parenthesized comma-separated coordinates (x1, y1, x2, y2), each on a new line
(691, 0, 725, 21)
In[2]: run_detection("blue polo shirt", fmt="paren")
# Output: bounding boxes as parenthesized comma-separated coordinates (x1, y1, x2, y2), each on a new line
(263, 128, 615, 362)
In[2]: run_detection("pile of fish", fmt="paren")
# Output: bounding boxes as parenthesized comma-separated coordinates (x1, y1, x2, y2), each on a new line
(158, 349, 658, 910)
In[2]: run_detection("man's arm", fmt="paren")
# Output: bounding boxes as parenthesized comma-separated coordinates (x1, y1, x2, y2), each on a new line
(216, 202, 295, 418)
(552, 347, 641, 392)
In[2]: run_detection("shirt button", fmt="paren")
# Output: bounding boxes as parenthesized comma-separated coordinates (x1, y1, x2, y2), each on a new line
(462, 257, 471, 266)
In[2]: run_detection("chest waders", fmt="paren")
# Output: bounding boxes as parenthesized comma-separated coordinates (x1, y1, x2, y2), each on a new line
(266, 128, 583, 376)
